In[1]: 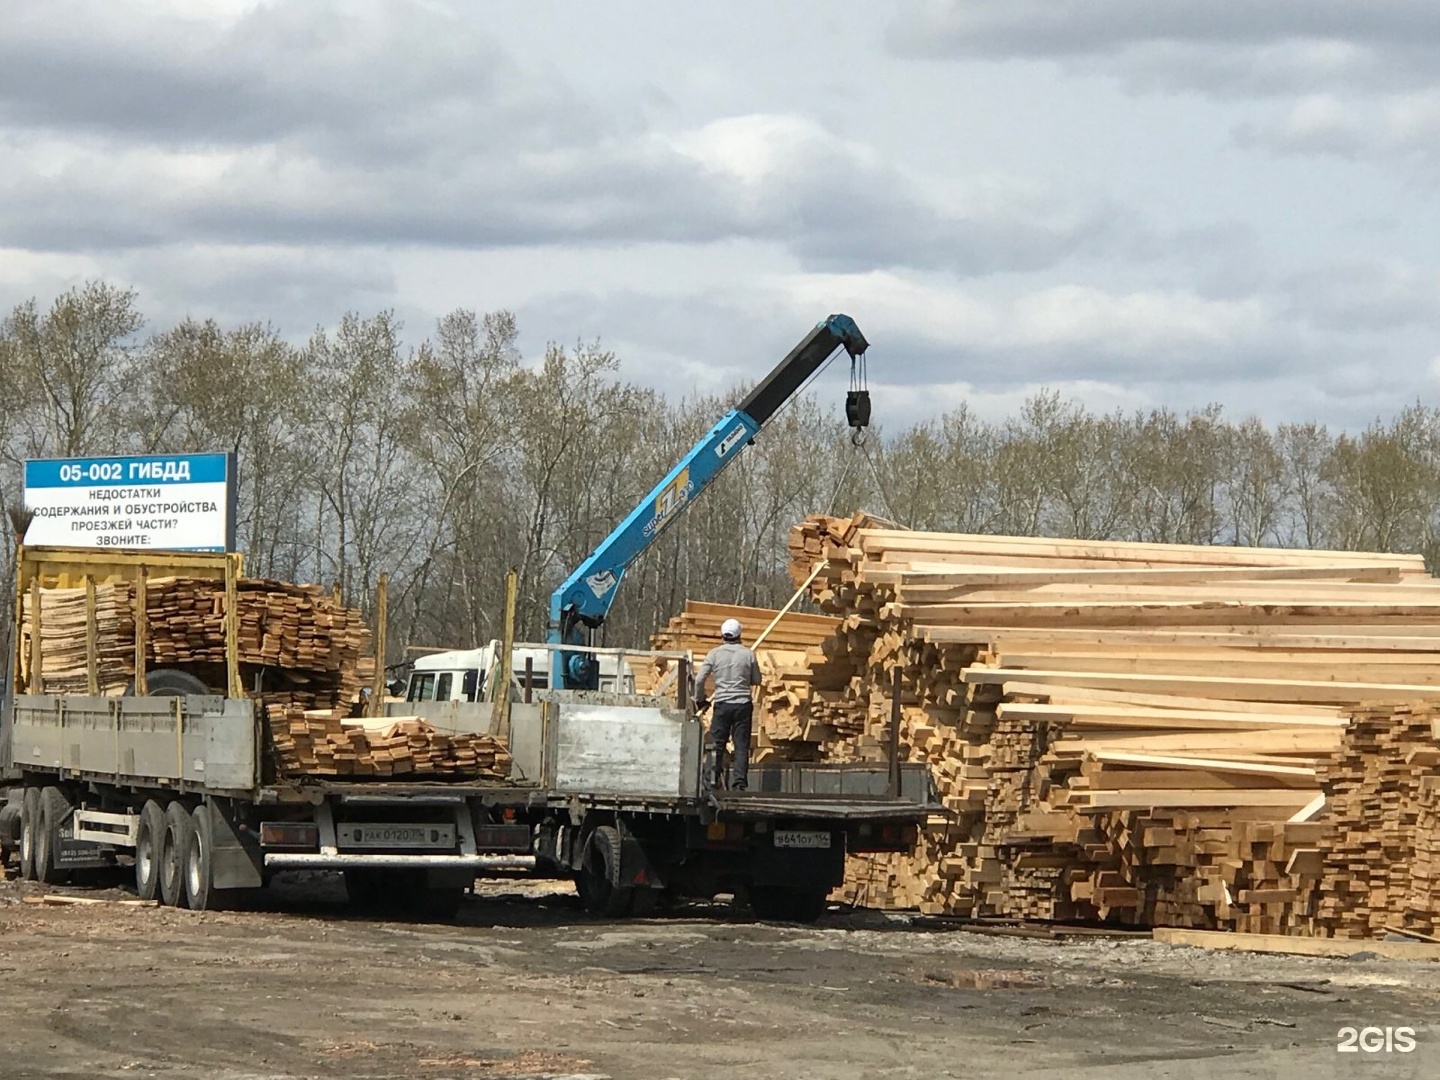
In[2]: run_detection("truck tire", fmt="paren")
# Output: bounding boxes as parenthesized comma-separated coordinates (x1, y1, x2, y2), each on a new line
(35, 787, 73, 885)
(134, 800, 166, 901)
(127, 668, 211, 697)
(19, 787, 40, 880)
(0, 801, 21, 852)
(184, 804, 221, 911)
(159, 801, 194, 907)
(577, 825, 633, 917)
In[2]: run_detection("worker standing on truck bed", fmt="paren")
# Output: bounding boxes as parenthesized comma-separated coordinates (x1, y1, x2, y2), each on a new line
(694, 618, 762, 791)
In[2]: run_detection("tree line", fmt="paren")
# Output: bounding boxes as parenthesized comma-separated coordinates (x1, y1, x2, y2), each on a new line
(1, 281, 1437, 672)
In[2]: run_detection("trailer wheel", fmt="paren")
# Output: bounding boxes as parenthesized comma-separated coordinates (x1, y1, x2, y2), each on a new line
(184, 804, 220, 911)
(134, 800, 166, 901)
(159, 802, 194, 907)
(35, 787, 73, 885)
(19, 787, 40, 880)
(577, 825, 633, 917)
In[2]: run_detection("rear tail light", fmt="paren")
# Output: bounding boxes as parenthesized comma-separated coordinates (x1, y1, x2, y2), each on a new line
(260, 822, 319, 848)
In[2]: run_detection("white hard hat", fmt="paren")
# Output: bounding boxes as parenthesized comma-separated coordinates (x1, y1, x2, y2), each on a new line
(721, 618, 742, 640)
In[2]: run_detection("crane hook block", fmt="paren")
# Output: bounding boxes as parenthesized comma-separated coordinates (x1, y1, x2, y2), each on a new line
(846, 389, 872, 430)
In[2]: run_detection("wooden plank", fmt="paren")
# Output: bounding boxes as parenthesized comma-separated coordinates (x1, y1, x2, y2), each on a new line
(923, 625, 1440, 650)
(967, 667, 1440, 704)
(1152, 928, 1440, 960)
(995, 680, 1345, 717)
(865, 563, 1406, 587)
(84, 574, 98, 695)
(1287, 794, 1328, 823)
(1070, 789, 1317, 809)
(857, 528, 1424, 567)
(224, 554, 243, 698)
(133, 567, 147, 697)
(1089, 750, 1317, 779)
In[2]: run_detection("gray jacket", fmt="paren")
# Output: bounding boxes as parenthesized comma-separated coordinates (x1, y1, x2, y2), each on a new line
(696, 642, 762, 705)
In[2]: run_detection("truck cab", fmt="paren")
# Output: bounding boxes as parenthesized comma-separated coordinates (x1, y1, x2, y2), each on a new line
(404, 642, 635, 704)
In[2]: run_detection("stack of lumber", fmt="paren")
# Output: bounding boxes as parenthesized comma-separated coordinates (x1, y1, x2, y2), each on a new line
(25, 576, 511, 784)
(1314, 703, 1439, 938)
(19, 584, 136, 692)
(23, 577, 370, 698)
(265, 701, 511, 781)
(638, 600, 840, 755)
(786, 513, 1440, 933)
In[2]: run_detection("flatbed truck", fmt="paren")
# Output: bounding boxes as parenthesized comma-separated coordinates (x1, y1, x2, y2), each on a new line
(0, 547, 934, 921)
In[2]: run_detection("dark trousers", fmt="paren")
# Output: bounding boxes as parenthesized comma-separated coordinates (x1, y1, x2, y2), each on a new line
(710, 701, 753, 790)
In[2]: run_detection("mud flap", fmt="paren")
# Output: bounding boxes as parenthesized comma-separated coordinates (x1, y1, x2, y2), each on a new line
(617, 822, 665, 892)
(207, 799, 263, 889)
(751, 833, 845, 889)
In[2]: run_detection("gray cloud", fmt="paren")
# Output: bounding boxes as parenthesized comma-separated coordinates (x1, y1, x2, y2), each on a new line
(0, 4, 1128, 279)
(887, 2, 1440, 97)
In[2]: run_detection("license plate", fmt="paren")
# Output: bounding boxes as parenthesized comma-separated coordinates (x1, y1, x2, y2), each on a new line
(339, 824, 456, 849)
(774, 830, 832, 849)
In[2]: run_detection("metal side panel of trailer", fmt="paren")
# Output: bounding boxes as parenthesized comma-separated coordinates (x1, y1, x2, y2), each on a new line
(6, 693, 259, 795)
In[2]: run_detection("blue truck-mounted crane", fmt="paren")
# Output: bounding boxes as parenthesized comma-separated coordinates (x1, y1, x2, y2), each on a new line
(549, 314, 871, 689)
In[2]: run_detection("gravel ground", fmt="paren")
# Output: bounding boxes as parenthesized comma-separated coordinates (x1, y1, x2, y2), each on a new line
(0, 873, 1436, 1079)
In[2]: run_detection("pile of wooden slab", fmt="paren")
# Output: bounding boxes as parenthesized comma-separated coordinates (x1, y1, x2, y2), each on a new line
(24, 575, 511, 784)
(23, 576, 370, 697)
(780, 513, 1440, 935)
(265, 701, 511, 780)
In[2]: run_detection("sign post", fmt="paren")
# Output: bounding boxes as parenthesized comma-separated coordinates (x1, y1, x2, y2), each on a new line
(22, 452, 237, 552)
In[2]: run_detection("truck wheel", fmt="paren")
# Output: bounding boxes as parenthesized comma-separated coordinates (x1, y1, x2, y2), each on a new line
(127, 668, 211, 697)
(35, 787, 73, 885)
(19, 788, 40, 880)
(159, 801, 194, 907)
(184, 804, 220, 911)
(577, 825, 633, 917)
(134, 800, 166, 901)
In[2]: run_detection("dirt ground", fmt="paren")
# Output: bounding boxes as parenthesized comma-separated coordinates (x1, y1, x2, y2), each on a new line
(0, 873, 1437, 1080)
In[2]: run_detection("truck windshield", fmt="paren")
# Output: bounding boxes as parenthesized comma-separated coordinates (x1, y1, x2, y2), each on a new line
(407, 673, 436, 701)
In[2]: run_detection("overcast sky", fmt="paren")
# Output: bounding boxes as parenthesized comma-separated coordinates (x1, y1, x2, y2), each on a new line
(4, 0, 1440, 432)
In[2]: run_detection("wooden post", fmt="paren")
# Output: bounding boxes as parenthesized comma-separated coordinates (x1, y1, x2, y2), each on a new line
(676, 657, 690, 713)
(133, 567, 148, 696)
(224, 555, 243, 698)
(887, 666, 902, 799)
(84, 574, 98, 695)
(13, 548, 28, 694)
(490, 568, 518, 739)
(29, 577, 43, 694)
(523, 657, 534, 704)
(370, 573, 389, 718)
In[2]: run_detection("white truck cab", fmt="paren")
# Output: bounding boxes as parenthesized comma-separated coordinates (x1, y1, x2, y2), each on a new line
(404, 641, 635, 704)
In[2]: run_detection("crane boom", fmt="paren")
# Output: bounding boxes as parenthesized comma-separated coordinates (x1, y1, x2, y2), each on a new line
(548, 314, 870, 689)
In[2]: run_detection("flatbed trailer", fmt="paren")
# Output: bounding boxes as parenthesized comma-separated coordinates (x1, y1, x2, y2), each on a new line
(0, 548, 937, 921)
